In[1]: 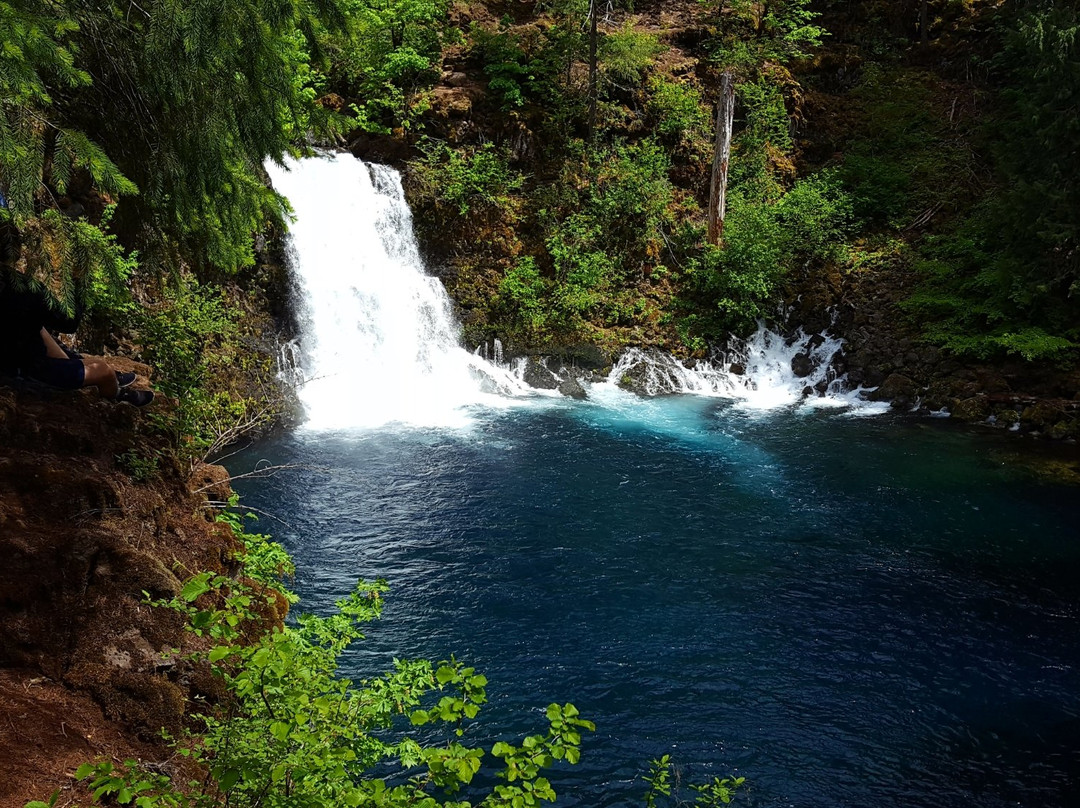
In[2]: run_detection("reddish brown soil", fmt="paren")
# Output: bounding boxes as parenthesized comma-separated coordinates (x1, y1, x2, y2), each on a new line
(0, 360, 240, 806)
(0, 669, 160, 808)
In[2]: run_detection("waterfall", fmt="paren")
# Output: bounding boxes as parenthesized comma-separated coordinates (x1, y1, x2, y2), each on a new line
(269, 152, 884, 427)
(267, 152, 529, 430)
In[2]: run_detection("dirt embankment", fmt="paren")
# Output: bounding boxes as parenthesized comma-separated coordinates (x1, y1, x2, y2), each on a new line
(0, 365, 241, 808)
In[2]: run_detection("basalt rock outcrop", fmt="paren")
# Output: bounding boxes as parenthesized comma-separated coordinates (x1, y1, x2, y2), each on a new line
(787, 265, 1080, 439)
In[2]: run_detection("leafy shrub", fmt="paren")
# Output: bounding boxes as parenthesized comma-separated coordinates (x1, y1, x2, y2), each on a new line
(540, 139, 675, 328)
(470, 23, 550, 110)
(903, 215, 1079, 362)
(136, 277, 278, 462)
(679, 171, 853, 340)
(600, 22, 663, 92)
(646, 76, 711, 147)
(499, 256, 550, 335)
(410, 140, 524, 218)
(775, 170, 854, 261)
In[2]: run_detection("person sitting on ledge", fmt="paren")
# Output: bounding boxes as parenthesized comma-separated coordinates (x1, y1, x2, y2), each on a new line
(0, 272, 154, 406)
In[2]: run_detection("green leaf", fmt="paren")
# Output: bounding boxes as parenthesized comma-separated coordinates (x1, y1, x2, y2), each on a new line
(436, 665, 457, 684)
(270, 721, 291, 742)
(180, 574, 212, 602)
(217, 768, 241, 791)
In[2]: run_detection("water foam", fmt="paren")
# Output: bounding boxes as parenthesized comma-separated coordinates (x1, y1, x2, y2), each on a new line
(597, 325, 888, 415)
(267, 153, 533, 430)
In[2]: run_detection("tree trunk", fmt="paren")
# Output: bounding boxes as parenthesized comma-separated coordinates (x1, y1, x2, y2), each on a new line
(707, 69, 735, 246)
(588, 0, 598, 142)
(920, 0, 929, 46)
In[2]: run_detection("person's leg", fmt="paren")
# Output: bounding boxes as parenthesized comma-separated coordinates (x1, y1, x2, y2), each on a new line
(36, 328, 151, 404)
(40, 328, 118, 397)
(39, 328, 69, 359)
(82, 358, 119, 398)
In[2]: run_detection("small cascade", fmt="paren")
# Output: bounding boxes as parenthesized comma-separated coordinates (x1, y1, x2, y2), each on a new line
(266, 153, 532, 430)
(604, 324, 887, 414)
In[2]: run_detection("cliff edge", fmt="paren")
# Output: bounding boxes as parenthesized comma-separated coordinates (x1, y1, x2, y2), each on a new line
(0, 364, 240, 807)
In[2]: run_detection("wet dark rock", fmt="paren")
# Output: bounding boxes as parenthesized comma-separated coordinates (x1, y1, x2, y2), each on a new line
(951, 396, 989, 422)
(995, 408, 1020, 425)
(558, 376, 587, 400)
(790, 353, 813, 378)
(807, 333, 826, 351)
(522, 357, 559, 390)
(1048, 421, 1075, 440)
(869, 373, 918, 408)
(801, 386, 815, 398)
(728, 362, 745, 376)
(1021, 401, 1064, 429)
(557, 343, 612, 370)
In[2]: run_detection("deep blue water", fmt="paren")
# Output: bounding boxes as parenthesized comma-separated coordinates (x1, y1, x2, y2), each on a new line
(231, 398, 1080, 807)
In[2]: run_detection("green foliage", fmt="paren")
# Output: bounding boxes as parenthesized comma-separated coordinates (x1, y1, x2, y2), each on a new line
(136, 277, 255, 459)
(470, 22, 564, 111)
(332, 0, 450, 133)
(729, 77, 794, 191)
(11, 205, 137, 320)
(410, 140, 524, 218)
(68, 0, 350, 272)
(680, 172, 853, 339)
(903, 218, 1078, 362)
(644, 755, 744, 807)
(698, 0, 824, 70)
(599, 22, 663, 92)
(646, 77, 711, 148)
(3, 0, 353, 298)
(0, 0, 135, 224)
(499, 257, 550, 336)
(116, 448, 161, 483)
(540, 139, 675, 328)
(896, 3, 1080, 362)
(837, 65, 966, 228)
(774, 170, 853, 262)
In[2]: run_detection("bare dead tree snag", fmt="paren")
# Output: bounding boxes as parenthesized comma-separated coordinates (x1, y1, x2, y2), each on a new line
(588, 0, 599, 142)
(707, 69, 736, 246)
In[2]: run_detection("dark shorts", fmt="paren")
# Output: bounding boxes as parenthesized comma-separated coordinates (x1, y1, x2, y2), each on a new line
(26, 356, 86, 390)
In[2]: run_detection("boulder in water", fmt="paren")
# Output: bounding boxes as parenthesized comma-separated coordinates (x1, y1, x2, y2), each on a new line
(869, 373, 919, 408)
(790, 352, 814, 378)
(951, 396, 989, 421)
(522, 357, 560, 390)
(558, 376, 587, 399)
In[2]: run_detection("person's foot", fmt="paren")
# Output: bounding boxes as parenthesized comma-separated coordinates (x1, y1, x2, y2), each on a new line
(115, 370, 137, 388)
(116, 388, 154, 407)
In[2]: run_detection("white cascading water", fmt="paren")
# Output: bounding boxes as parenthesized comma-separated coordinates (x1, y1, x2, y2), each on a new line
(267, 152, 531, 430)
(596, 326, 888, 415)
(270, 153, 885, 425)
